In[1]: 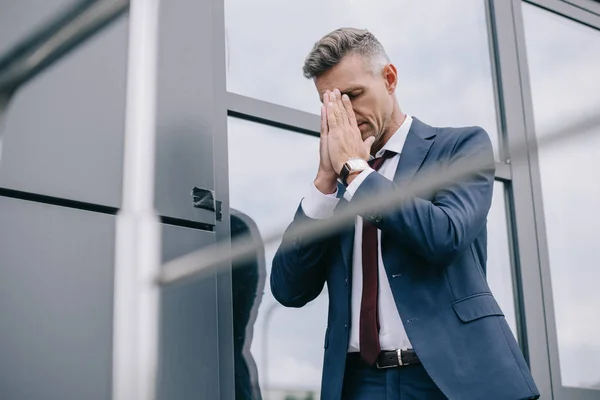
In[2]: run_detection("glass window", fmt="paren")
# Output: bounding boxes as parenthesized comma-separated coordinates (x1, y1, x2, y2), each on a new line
(228, 117, 518, 398)
(228, 117, 325, 398)
(225, 0, 501, 158)
(523, 3, 600, 390)
(487, 182, 518, 338)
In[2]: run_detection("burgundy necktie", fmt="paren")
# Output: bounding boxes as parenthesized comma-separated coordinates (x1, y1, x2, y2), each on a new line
(360, 150, 396, 365)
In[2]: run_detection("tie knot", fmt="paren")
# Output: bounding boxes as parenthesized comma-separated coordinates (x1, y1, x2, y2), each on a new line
(368, 150, 396, 171)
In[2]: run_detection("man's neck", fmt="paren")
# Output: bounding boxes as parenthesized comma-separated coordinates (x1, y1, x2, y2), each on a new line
(372, 109, 406, 155)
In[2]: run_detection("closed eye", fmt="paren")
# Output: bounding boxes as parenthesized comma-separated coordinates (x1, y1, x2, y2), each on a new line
(344, 91, 363, 100)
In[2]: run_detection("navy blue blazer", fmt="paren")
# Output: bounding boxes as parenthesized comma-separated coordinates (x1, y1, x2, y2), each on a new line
(271, 118, 540, 400)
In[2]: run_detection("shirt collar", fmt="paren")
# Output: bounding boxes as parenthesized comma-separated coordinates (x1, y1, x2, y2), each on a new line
(375, 114, 413, 158)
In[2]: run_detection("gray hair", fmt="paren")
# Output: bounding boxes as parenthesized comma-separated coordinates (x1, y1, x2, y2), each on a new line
(302, 28, 390, 79)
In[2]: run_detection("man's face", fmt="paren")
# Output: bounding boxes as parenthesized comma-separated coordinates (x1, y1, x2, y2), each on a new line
(315, 53, 396, 145)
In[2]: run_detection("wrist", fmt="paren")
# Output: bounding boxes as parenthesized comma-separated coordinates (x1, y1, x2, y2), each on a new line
(314, 173, 338, 195)
(345, 171, 361, 186)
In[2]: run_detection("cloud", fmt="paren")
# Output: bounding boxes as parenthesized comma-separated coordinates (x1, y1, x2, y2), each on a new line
(224, 0, 500, 155)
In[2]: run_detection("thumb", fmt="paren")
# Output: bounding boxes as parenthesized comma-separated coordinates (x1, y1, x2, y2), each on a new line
(364, 136, 376, 153)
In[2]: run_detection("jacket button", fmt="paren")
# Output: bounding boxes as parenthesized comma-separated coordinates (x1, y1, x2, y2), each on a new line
(344, 278, 348, 286)
(344, 323, 348, 329)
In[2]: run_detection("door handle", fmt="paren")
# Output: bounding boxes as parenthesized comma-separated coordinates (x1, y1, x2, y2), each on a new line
(191, 186, 222, 221)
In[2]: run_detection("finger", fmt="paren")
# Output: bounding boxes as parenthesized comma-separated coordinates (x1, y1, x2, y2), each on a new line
(334, 89, 349, 126)
(326, 101, 338, 131)
(320, 104, 328, 136)
(342, 94, 358, 128)
(330, 92, 344, 127)
(322, 91, 331, 134)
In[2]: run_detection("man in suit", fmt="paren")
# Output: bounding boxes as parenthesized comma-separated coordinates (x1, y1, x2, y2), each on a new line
(270, 28, 540, 400)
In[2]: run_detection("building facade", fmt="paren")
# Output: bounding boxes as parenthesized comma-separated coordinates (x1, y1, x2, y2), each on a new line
(0, 0, 599, 399)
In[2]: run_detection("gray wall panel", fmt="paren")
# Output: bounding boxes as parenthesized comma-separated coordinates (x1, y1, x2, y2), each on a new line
(0, 195, 222, 399)
(0, 16, 128, 207)
(0, 197, 115, 400)
(153, 0, 216, 225)
(158, 224, 220, 400)
(0, 0, 219, 224)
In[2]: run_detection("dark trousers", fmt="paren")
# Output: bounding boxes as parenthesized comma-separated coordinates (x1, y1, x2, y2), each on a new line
(342, 353, 448, 400)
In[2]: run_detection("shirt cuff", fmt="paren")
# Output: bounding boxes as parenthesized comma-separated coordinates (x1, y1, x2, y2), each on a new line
(301, 182, 340, 219)
(343, 168, 374, 201)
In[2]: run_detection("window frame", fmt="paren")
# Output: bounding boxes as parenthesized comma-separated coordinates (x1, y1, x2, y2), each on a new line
(489, 0, 600, 399)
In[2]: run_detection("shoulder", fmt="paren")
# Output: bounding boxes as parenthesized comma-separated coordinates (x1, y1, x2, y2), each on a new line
(409, 117, 494, 159)
(433, 124, 492, 152)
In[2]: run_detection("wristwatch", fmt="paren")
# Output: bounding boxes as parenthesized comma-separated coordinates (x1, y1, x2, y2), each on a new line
(339, 157, 370, 186)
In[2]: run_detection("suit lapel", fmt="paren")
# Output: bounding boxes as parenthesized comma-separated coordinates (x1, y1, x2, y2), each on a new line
(384, 118, 435, 267)
(393, 117, 436, 189)
(335, 118, 436, 276)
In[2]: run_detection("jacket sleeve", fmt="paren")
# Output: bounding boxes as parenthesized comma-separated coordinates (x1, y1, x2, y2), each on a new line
(351, 127, 495, 266)
(270, 204, 334, 308)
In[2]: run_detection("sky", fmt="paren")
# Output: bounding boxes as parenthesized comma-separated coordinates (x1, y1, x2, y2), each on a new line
(226, 0, 600, 395)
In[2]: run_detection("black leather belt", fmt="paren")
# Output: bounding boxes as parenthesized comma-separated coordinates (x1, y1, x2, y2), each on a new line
(376, 349, 420, 369)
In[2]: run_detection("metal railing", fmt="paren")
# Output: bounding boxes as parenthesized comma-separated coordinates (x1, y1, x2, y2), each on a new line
(0, 0, 128, 96)
(112, 0, 160, 399)
(157, 109, 600, 286)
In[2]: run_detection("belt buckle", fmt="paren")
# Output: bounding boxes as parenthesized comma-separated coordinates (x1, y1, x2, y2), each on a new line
(375, 352, 396, 369)
(375, 359, 395, 369)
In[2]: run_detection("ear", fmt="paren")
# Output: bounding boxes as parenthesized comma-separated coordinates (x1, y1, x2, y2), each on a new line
(383, 63, 398, 94)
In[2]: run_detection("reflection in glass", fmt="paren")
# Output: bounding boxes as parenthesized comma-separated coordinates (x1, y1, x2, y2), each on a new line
(523, 3, 600, 390)
(229, 117, 326, 398)
(231, 209, 265, 400)
(225, 0, 500, 157)
(228, 117, 518, 397)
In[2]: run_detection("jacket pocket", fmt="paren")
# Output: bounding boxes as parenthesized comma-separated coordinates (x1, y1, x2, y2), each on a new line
(452, 293, 504, 323)
(324, 326, 330, 349)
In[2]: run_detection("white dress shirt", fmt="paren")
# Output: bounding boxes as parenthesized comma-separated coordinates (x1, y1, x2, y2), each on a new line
(301, 115, 414, 352)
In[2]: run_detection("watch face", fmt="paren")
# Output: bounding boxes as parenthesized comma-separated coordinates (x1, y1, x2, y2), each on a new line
(348, 158, 368, 170)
